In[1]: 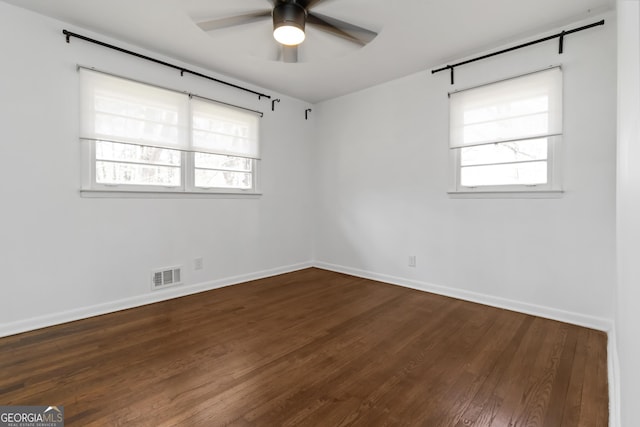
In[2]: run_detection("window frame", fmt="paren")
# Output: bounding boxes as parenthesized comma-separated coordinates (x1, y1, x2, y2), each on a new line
(82, 142, 260, 195)
(449, 136, 562, 194)
(79, 68, 261, 197)
(448, 67, 564, 197)
(188, 152, 259, 194)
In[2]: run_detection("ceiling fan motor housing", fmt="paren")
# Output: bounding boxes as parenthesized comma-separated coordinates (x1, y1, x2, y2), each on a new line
(273, 2, 307, 33)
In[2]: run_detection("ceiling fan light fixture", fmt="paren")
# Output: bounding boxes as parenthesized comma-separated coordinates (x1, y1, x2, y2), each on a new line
(273, 25, 305, 46)
(273, 3, 306, 46)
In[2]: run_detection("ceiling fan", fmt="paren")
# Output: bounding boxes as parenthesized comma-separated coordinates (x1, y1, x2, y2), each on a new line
(195, 0, 378, 63)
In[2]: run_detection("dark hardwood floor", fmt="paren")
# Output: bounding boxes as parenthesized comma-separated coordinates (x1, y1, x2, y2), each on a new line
(0, 268, 608, 426)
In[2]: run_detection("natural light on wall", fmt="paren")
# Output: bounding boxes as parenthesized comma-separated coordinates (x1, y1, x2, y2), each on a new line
(449, 67, 563, 190)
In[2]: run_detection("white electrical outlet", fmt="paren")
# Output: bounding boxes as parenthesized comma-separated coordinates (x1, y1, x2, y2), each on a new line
(194, 257, 204, 270)
(409, 255, 416, 267)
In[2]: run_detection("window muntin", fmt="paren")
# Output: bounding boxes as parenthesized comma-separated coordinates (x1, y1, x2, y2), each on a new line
(95, 141, 182, 187)
(460, 157, 548, 187)
(449, 67, 562, 191)
(80, 68, 260, 193)
(194, 153, 253, 189)
(459, 138, 549, 186)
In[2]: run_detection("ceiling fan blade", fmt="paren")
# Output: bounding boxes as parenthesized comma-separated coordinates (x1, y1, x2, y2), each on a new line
(307, 12, 378, 46)
(297, 0, 333, 9)
(197, 10, 271, 32)
(281, 45, 298, 63)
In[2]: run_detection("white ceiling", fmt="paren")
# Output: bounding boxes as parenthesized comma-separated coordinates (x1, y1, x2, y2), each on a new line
(2, 0, 614, 103)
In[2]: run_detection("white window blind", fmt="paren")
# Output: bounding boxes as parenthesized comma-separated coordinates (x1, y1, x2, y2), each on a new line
(79, 68, 261, 194)
(449, 67, 563, 149)
(80, 68, 189, 151)
(191, 97, 260, 159)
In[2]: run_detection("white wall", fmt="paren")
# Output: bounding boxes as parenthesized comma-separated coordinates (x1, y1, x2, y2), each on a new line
(0, 2, 619, 337)
(616, 1, 640, 425)
(0, 1, 627, 419)
(313, 14, 617, 328)
(0, 2, 314, 335)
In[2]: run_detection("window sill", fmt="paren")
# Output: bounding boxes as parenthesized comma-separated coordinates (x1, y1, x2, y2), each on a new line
(80, 189, 262, 199)
(448, 190, 564, 199)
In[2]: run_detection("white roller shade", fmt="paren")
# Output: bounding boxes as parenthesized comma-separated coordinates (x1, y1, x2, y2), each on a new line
(191, 97, 260, 159)
(449, 67, 563, 149)
(80, 68, 189, 150)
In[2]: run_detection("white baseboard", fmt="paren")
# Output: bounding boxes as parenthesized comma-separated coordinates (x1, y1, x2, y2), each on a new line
(608, 325, 620, 427)
(0, 262, 313, 338)
(313, 261, 613, 332)
(4, 260, 612, 334)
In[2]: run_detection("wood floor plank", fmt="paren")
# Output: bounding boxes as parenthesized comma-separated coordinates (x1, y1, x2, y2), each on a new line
(577, 330, 609, 427)
(412, 307, 524, 426)
(490, 319, 568, 426)
(294, 299, 472, 426)
(452, 316, 535, 426)
(345, 303, 497, 426)
(543, 325, 579, 426)
(0, 268, 608, 426)
(560, 327, 591, 426)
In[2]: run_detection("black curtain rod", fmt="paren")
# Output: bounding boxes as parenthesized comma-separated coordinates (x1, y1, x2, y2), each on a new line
(431, 19, 605, 85)
(189, 94, 264, 117)
(63, 29, 271, 100)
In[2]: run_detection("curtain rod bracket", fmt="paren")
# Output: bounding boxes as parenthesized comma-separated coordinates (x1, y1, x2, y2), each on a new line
(305, 108, 312, 120)
(559, 31, 566, 54)
(272, 99, 281, 111)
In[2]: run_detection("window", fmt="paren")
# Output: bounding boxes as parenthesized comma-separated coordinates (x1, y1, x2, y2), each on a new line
(190, 98, 258, 191)
(80, 68, 260, 194)
(449, 67, 563, 193)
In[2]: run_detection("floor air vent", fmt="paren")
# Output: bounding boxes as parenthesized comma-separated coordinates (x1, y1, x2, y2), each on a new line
(151, 266, 183, 290)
